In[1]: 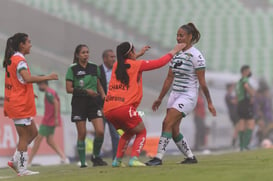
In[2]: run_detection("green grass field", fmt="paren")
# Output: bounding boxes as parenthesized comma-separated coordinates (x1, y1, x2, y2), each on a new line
(1, 149, 273, 181)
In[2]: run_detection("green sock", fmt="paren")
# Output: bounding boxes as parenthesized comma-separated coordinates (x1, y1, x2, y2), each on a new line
(161, 132, 172, 139)
(93, 136, 104, 157)
(173, 133, 183, 143)
(244, 129, 252, 149)
(239, 131, 244, 151)
(77, 141, 86, 166)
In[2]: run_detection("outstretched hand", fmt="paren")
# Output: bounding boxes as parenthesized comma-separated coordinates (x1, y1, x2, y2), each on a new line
(169, 43, 187, 56)
(173, 43, 187, 52)
(136, 45, 151, 58)
(48, 73, 58, 80)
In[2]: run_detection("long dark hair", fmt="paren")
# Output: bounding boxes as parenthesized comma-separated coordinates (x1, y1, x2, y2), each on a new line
(3, 33, 28, 68)
(73, 44, 88, 63)
(115, 42, 132, 88)
(181, 23, 201, 44)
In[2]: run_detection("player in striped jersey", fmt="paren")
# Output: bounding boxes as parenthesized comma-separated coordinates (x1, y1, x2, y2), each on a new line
(146, 23, 216, 166)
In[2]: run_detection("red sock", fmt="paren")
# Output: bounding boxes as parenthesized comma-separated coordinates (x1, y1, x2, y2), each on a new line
(116, 132, 133, 159)
(131, 128, 146, 157)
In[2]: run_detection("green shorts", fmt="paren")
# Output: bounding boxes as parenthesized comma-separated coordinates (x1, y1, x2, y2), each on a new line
(39, 124, 56, 136)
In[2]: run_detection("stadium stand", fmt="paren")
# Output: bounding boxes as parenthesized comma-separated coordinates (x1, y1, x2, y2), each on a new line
(83, 0, 273, 80)
(3, 0, 273, 114)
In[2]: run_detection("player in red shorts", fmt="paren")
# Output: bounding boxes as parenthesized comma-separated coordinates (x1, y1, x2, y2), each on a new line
(103, 41, 186, 167)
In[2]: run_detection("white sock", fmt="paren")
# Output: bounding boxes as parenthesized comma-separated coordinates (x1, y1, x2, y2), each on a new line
(16, 151, 28, 172)
(175, 137, 194, 158)
(155, 136, 171, 160)
(12, 149, 18, 162)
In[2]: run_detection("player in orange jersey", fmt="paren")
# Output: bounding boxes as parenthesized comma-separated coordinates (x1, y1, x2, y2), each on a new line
(103, 42, 186, 167)
(3, 33, 58, 176)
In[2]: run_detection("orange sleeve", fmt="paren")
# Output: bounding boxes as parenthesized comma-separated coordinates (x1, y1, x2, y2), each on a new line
(139, 53, 173, 72)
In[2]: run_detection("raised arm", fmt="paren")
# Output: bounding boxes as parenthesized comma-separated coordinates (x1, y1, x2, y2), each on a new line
(20, 69, 58, 83)
(135, 45, 151, 59)
(152, 68, 174, 111)
(196, 69, 216, 116)
(139, 43, 186, 72)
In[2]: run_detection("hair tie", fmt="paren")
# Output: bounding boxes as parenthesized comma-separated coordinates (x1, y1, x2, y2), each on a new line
(124, 42, 133, 56)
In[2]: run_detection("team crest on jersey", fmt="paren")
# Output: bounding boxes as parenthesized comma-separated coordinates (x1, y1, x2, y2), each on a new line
(174, 61, 183, 69)
(97, 110, 102, 117)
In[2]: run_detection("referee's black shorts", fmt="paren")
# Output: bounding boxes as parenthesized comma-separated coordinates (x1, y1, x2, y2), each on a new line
(71, 95, 103, 122)
(237, 99, 254, 120)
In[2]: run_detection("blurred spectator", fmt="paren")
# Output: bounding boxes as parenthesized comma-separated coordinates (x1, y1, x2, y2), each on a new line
(193, 89, 207, 151)
(28, 80, 69, 166)
(254, 79, 273, 142)
(225, 83, 239, 147)
(0, 96, 4, 107)
(99, 49, 119, 160)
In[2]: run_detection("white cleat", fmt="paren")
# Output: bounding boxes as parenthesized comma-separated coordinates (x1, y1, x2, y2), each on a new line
(61, 158, 70, 164)
(7, 161, 18, 173)
(17, 170, 40, 176)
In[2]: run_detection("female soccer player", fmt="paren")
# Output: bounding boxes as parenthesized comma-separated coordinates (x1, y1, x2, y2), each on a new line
(103, 42, 186, 167)
(3, 33, 58, 176)
(66, 44, 107, 167)
(146, 23, 217, 166)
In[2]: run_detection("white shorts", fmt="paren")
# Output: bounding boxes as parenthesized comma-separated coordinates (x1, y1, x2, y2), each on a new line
(13, 117, 33, 126)
(167, 90, 198, 117)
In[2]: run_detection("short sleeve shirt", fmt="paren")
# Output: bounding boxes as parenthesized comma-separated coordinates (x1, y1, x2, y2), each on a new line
(66, 61, 101, 92)
(169, 46, 206, 92)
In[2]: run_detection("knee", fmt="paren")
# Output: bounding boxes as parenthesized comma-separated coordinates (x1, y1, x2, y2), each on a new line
(78, 131, 86, 141)
(29, 129, 38, 144)
(95, 129, 104, 138)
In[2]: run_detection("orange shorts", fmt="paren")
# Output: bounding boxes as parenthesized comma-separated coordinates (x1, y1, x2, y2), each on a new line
(105, 105, 142, 131)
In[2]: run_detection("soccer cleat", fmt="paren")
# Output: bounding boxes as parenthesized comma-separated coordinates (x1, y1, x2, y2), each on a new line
(61, 158, 70, 164)
(180, 156, 198, 164)
(145, 157, 162, 166)
(17, 170, 39, 176)
(112, 158, 126, 167)
(128, 157, 146, 167)
(8, 160, 18, 173)
(91, 156, 108, 167)
(80, 165, 88, 168)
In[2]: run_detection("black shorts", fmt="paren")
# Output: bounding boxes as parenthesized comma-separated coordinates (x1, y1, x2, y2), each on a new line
(237, 99, 254, 120)
(71, 95, 103, 122)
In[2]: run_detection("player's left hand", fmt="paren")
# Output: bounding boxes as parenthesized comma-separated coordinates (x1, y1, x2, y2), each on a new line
(208, 103, 216, 116)
(137, 45, 151, 57)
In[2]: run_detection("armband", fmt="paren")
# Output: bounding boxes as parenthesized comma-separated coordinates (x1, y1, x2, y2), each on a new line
(73, 88, 87, 96)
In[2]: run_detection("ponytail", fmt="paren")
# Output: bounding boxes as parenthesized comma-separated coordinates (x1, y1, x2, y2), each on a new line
(181, 22, 200, 44)
(115, 42, 132, 88)
(3, 37, 14, 68)
(3, 33, 28, 68)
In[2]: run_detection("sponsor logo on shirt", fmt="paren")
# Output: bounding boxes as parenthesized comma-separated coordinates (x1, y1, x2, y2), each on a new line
(77, 71, 86, 76)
